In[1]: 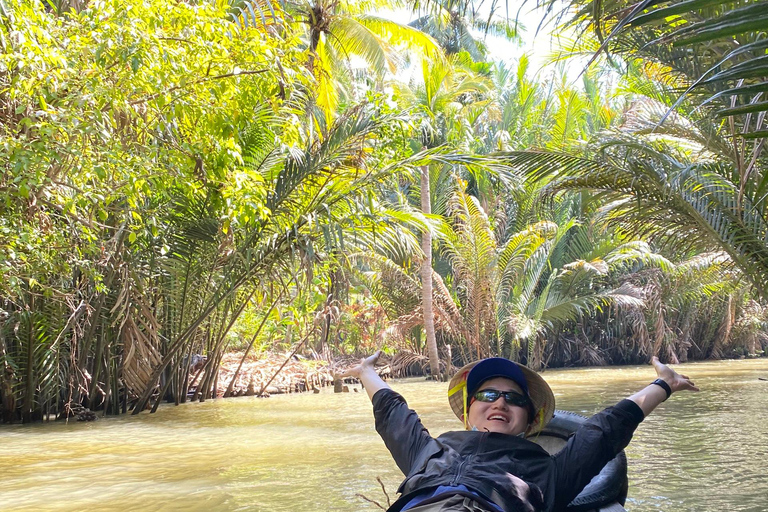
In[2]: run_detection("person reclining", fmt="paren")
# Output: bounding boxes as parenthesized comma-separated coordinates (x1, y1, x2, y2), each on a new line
(340, 353, 699, 512)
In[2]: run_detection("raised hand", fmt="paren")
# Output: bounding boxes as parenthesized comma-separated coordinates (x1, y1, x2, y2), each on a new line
(338, 350, 382, 379)
(651, 356, 700, 393)
(336, 351, 389, 400)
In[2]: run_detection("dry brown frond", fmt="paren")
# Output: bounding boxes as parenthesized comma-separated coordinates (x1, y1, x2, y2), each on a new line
(711, 295, 735, 360)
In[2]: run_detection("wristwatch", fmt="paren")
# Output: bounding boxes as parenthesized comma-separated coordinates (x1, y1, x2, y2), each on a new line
(650, 378, 672, 400)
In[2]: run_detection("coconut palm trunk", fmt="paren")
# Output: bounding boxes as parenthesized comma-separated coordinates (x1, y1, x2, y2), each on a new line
(420, 165, 441, 380)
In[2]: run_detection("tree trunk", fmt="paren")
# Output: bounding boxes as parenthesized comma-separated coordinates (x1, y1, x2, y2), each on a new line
(420, 165, 441, 380)
(0, 314, 17, 422)
(710, 294, 733, 359)
(22, 295, 37, 423)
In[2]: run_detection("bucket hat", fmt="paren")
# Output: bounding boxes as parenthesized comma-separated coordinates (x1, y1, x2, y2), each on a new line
(448, 358, 555, 436)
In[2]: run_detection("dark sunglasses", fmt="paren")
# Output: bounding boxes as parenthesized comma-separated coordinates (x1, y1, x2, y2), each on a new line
(473, 389, 531, 408)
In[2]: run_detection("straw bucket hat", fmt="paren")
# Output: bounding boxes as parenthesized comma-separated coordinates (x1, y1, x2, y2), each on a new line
(448, 358, 555, 436)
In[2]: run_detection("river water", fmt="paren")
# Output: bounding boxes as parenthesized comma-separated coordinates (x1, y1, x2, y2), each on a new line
(1, 359, 767, 512)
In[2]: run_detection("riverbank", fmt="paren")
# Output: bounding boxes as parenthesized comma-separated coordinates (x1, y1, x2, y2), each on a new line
(212, 351, 340, 396)
(212, 350, 409, 397)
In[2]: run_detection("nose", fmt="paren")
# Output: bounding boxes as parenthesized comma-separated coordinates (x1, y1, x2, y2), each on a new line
(490, 395, 508, 409)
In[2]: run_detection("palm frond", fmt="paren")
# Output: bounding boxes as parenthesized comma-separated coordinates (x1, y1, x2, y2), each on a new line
(562, 0, 768, 140)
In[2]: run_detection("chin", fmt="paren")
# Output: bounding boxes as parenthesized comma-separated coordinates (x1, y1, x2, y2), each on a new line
(482, 423, 517, 435)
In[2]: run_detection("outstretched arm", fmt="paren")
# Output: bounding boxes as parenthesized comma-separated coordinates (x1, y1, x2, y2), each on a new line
(337, 350, 389, 401)
(553, 357, 700, 509)
(340, 351, 438, 475)
(628, 356, 700, 417)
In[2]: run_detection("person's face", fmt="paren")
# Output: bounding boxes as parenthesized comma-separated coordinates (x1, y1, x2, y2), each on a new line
(465, 377, 530, 436)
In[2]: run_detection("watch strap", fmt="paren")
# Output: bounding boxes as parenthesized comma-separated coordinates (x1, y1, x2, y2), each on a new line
(651, 378, 672, 400)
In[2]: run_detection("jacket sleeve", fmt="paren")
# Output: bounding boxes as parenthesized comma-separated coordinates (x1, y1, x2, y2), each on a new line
(552, 399, 645, 510)
(372, 388, 437, 476)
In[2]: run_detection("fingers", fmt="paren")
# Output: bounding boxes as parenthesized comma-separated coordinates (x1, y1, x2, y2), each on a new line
(361, 350, 382, 367)
(682, 377, 700, 392)
(681, 382, 700, 392)
(338, 351, 382, 380)
(671, 374, 700, 392)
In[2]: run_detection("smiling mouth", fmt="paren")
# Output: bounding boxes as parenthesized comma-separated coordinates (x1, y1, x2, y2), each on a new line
(487, 415, 508, 422)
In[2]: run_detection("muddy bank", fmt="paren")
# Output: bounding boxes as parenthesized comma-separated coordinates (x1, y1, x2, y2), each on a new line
(209, 352, 383, 397)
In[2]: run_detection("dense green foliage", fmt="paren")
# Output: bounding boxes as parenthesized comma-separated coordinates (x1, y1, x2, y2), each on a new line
(1, 0, 766, 422)
(535, 0, 768, 296)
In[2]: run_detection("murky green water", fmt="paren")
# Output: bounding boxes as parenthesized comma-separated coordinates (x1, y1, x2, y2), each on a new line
(1, 359, 767, 512)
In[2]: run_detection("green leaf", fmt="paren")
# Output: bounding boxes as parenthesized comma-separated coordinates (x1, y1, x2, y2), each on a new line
(715, 100, 768, 117)
(674, 16, 768, 46)
(629, 0, 726, 27)
(739, 129, 768, 139)
(703, 81, 768, 105)
(701, 56, 768, 84)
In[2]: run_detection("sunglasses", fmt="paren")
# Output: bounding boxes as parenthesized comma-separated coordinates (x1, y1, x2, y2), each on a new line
(472, 389, 531, 408)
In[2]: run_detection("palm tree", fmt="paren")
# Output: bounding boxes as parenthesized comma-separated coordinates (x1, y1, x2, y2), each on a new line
(419, 161, 443, 377)
(362, 181, 646, 369)
(282, 0, 441, 121)
(479, 56, 555, 152)
(439, 187, 554, 360)
(394, 53, 495, 375)
(553, 0, 768, 139)
(442, 186, 646, 368)
(521, 0, 768, 299)
(505, 57, 768, 298)
(409, 0, 522, 61)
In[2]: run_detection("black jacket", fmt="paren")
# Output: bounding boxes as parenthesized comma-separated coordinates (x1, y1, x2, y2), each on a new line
(372, 388, 645, 512)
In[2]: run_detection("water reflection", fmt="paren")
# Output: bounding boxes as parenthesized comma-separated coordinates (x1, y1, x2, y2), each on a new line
(1, 359, 767, 511)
